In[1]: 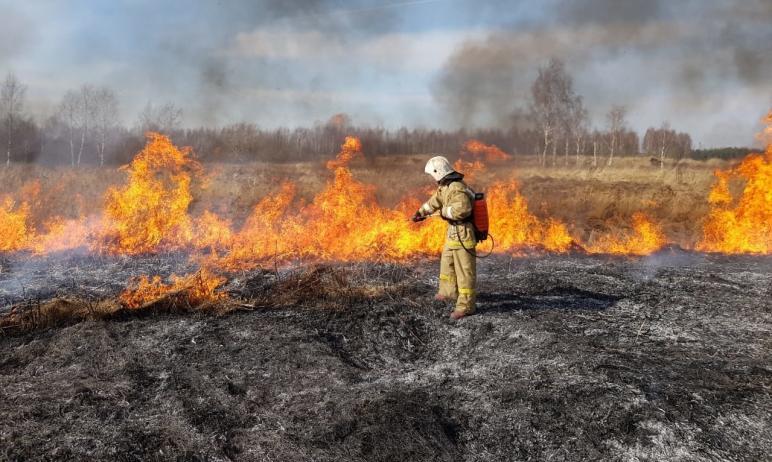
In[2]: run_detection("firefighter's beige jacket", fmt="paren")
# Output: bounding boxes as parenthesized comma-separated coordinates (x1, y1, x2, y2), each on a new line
(419, 180, 477, 249)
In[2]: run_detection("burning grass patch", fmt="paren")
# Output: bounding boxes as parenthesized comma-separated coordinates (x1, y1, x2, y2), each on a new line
(0, 263, 428, 334)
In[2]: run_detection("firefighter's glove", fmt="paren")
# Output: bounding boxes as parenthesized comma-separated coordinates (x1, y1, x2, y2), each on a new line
(412, 211, 426, 223)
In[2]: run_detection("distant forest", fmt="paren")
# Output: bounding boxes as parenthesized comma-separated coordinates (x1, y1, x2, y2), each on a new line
(0, 59, 753, 168)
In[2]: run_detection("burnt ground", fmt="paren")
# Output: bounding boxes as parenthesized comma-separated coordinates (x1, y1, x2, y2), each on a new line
(0, 251, 771, 461)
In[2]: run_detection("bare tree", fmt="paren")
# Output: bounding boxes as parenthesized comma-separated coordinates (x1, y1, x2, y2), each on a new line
(530, 58, 577, 167)
(566, 95, 588, 167)
(77, 85, 96, 166)
(56, 85, 97, 167)
(0, 73, 27, 168)
(92, 87, 119, 166)
(605, 105, 627, 167)
(137, 101, 183, 134)
(57, 90, 79, 166)
(657, 122, 671, 172)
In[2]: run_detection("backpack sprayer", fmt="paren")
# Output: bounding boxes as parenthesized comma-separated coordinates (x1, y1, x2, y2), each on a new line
(458, 191, 494, 258)
(471, 192, 489, 242)
(414, 191, 494, 258)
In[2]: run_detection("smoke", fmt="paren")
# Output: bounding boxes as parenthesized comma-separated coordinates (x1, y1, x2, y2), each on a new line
(632, 250, 705, 282)
(5, 0, 772, 145)
(555, 0, 665, 25)
(431, 31, 531, 128)
(431, 0, 772, 142)
(0, 7, 35, 64)
(145, 0, 404, 127)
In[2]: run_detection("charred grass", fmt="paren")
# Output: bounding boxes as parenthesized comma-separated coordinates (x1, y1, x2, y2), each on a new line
(1, 254, 771, 460)
(0, 263, 428, 334)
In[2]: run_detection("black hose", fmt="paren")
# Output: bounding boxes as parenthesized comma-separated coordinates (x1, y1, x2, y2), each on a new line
(455, 224, 495, 259)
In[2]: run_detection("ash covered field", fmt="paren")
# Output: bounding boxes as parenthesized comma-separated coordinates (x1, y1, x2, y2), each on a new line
(4, 1, 772, 459)
(1, 251, 770, 461)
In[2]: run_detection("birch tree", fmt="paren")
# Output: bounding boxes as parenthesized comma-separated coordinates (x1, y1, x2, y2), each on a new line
(530, 58, 577, 167)
(57, 90, 79, 166)
(57, 85, 96, 167)
(605, 105, 627, 167)
(566, 95, 588, 167)
(76, 85, 96, 166)
(1, 73, 27, 168)
(93, 87, 119, 166)
(658, 122, 671, 172)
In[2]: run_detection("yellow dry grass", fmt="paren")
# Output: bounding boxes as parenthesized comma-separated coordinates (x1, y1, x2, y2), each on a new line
(0, 154, 733, 249)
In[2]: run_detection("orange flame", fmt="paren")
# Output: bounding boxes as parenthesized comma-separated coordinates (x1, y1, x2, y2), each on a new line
(588, 212, 666, 255)
(698, 112, 772, 254)
(453, 159, 486, 182)
(120, 268, 226, 309)
(99, 132, 201, 254)
(31, 217, 92, 255)
(454, 140, 510, 182)
(462, 139, 511, 162)
(326, 135, 363, 170)
(211, 137, 445, 270)
(0, 197, 31, 252)
(485, 180, 573, 252)
(10, 132, 759, 266)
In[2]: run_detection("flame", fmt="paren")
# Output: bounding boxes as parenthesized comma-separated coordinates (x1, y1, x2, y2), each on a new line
(485, 180, 573, 252)
(120, 268, 226, 308)
(588, 212, 666, 255)
(100, 132, 200, 255)
(13, 129, 771, 269)
(211, 137, 445, 270)
(31, 217, 92, 255)
(454, 140, 510, 182)
(698, 113, 772, 254)
(453, 159, 486, 182)
(462, 139, 511, 162)
(0, 197, 31, 252)
(193, 211, 233, 253)
(326, 135, 363, 170)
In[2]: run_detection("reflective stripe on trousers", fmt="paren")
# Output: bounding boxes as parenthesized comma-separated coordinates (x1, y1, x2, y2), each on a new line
(438, 247, 477, 314)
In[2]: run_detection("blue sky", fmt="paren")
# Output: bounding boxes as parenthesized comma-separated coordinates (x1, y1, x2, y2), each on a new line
(2, 0, 771, 147)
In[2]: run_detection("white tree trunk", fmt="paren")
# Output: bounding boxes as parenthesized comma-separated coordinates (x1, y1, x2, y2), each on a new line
(659, 131, 667, 172)
(575, 135, 583, 167)
(607, 134, 616, 166)
(77, 127, 86, 167)
(6, 117, 12, 168)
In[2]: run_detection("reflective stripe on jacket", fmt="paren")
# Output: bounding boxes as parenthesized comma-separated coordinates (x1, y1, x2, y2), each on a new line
(420, 180, 477, 249)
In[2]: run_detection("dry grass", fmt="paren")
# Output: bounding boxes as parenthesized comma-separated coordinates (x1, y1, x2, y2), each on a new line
(0, 298, 121, 332)
(247, 264, 420, 310)
(0, 264, 420, 333)
(0, 295, 234, 334)
(1, 154, 734, 246)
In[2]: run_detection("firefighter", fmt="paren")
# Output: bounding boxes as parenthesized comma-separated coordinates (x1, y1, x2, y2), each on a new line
(413, 156, 477, 320)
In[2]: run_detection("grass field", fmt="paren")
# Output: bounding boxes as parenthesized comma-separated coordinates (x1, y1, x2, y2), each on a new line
(0, 154, 731, 251)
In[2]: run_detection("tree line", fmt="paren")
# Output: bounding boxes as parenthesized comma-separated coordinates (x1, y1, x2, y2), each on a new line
(0, 62, 724, 168)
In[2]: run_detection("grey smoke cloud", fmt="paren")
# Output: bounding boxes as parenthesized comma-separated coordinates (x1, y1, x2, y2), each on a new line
(431, 0, 772, 144)
(129, 0, 405, 126)
(4, 0, 771, 147)
(0, 7, 35, 63)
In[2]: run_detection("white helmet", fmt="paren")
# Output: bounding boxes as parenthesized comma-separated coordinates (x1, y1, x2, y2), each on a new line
(424, 156, 454, 182)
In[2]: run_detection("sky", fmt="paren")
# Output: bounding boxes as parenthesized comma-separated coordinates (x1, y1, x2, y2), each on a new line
(1, 0, 771, 147)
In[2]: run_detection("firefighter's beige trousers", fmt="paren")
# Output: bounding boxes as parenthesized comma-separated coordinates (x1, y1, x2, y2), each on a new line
(438, 246, 476, 314)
